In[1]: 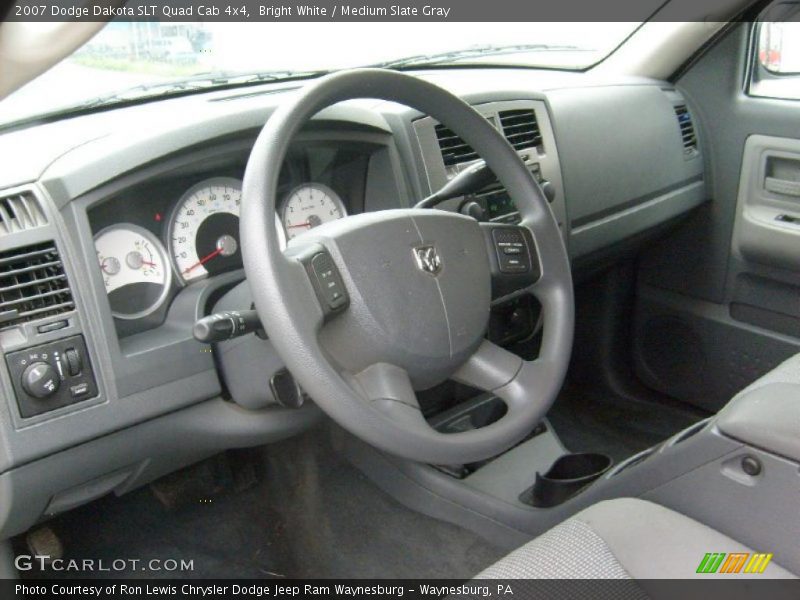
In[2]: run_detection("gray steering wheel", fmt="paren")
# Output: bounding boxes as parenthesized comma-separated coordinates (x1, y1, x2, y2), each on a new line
(241, 69, 573, 464)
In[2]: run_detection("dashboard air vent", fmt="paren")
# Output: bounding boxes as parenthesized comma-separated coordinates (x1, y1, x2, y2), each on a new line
(0, 191, 47, 235)
(0, 242, 74, 330)
(498, 109, 543, 152)
(434, 123, 479, 167)
(674, 105, 697, 154)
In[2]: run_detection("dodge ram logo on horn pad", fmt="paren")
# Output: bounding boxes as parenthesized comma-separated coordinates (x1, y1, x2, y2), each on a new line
(413, 245, 442, 276)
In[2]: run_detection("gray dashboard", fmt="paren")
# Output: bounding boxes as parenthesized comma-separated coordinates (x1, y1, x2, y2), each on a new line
(0, 67, 706, 539)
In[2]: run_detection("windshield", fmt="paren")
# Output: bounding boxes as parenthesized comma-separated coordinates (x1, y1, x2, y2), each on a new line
(0, 22, 640, 127)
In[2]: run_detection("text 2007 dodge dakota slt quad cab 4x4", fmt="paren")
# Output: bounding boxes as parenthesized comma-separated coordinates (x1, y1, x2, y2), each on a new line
(0, 0, 799, 592)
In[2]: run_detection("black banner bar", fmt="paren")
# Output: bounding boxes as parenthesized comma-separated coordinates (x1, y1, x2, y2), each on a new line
(5, 579, 800, 600)
(5, 0, 762, 22)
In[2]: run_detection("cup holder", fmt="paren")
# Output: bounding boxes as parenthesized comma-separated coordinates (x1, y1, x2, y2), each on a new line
(522, 452, 613, 508)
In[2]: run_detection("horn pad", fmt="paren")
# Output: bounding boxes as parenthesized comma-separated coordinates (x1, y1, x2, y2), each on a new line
(299, 209, 491, 388)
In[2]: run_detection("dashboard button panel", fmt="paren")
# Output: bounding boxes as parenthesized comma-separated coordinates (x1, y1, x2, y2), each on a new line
(5, 335, 98, 418)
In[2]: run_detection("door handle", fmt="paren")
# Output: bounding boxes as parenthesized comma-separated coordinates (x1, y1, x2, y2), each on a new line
(765, 176, 800, 198)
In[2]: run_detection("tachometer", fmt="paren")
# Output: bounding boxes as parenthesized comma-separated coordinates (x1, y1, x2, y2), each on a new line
(94, 224, 171, 320)
(281, 183, 346, 241)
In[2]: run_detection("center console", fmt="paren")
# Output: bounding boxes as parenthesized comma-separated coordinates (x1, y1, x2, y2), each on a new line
(338, 354, 800, 573)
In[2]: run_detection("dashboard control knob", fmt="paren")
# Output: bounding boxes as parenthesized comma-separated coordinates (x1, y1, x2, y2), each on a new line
(21, 362, 60, 399)
(541, 181, 556, 203)
(64, 348, 82, 376)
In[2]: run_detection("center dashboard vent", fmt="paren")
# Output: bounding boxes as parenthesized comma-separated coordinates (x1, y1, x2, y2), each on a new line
(0, 191, 47, 235)
(434, 123, 480, 167)
(498, 109, 543, 152)
(674, 105, 698, 154)
(0, 242, 74, 330)
(434, 108, 543, 168)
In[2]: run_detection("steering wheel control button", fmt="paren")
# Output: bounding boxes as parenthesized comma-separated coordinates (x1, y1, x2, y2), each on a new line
(309, 252, 348, 312)
(483, 224, 541, 299)
(21, 362, 60, 399)
(492, 228, 530, 274)
(5, 334, 99, 418)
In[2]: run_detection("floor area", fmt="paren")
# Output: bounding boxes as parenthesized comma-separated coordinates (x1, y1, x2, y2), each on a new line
(15, 381, 708, 579)
(18, 426, 504, 579)
(548, 383, 709, 464)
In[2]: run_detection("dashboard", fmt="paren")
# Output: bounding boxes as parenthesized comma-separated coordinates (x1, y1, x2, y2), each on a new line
(0, 68, 706, 540)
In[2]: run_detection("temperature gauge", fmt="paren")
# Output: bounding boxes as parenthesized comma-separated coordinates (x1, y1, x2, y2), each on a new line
(94, 224, 171, 320)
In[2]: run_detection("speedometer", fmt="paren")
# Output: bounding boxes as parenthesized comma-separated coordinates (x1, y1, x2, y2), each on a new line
(169, 177, 243, 284)
(168, 177, 287, 284)
(281, 183, 347, 241)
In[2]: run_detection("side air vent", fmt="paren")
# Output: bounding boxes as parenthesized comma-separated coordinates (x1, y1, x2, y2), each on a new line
(434, 123, 479, 167)
(499, 109, 543, 152)
(0, 242, 74, 330)
(674, 105, 698, 154)
(0, 191, 47, 235)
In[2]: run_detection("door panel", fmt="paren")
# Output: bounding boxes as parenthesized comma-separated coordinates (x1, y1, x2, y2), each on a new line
(632, 21, 800, 411)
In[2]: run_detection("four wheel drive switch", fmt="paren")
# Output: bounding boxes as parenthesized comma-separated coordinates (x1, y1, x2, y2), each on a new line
(310, 252, 348, 312)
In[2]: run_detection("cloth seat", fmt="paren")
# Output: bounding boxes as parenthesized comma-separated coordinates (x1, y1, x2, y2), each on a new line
(477, 498, 795, 580)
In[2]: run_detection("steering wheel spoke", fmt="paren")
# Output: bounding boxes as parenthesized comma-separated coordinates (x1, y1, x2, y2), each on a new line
(350, 362, 428, 429)
(452, 339, 557, 417)
(452, 339, 522, 390)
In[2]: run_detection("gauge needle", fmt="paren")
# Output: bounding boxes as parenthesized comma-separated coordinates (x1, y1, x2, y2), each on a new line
(183, 248, 222, 274)
(287, 222, 312, 229)
(141, 261, 157, 267)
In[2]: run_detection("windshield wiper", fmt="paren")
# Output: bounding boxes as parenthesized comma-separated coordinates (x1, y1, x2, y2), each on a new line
(370, 44, 585, 69)
(78, 69, 327, 109)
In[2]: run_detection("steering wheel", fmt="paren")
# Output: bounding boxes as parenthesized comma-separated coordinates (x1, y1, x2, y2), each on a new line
(241, 69, 573, 464)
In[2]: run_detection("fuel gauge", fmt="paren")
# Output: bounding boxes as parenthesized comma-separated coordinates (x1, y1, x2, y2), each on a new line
(94, 224, 172, 320)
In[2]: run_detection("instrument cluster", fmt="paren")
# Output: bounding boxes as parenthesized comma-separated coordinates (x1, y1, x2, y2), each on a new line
(88, 143, 369, 331)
